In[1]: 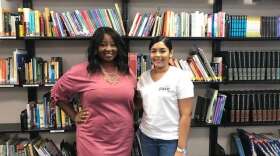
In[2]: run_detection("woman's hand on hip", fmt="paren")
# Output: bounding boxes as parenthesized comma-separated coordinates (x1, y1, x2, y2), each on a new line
(74, 108, 89, 124)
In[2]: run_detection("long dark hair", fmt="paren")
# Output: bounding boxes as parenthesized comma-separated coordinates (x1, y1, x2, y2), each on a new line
(87, 27, 129, 74)
(149, 36, 172, 51)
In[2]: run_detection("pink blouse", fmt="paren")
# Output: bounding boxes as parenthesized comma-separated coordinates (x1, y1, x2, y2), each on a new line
(51, 62, 136, 156)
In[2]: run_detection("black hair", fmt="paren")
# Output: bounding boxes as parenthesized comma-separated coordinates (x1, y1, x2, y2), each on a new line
(87, 27, 129, 74)
(148, 36, 173, 51)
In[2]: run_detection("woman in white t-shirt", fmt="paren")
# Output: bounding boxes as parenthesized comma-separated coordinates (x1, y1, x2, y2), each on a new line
(137, 36, 194, 156)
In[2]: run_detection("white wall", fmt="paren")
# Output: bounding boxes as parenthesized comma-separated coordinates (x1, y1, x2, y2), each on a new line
(1, 0, 280, 156)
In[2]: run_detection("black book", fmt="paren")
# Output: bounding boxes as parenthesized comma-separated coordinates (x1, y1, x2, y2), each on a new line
(257, 93, 262, 122)
(276, 52, 280, 80)
(267, 93, 272, 121)
(256, 51, 261, 80)
(240, 94, 245, 122)
(228, 52, 233, 81)
(242, 52, 247, 80)
(236, 94, 240, 123)
(201, 98, 210, 122)
(277, 93, 280, 121)
(247, 52, 252, 80)
(271, 51, 276, 80)
(260, 51, 266, 80)
(194, 96, 205, 121)
(230, 94, 235, 123)
(251, 52, 256, 80)
(237, 52, 243, 80)
(245, 94, 250, 122)
(233, 52, 239, 80)
(262, 93, 267, 122)
(266, 52, 272, 80)
(252, 94, 257, 122)
(272, 93, 277, 121)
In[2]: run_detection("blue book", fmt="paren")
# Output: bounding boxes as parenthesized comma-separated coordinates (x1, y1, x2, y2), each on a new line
(233, 134, 245, 156)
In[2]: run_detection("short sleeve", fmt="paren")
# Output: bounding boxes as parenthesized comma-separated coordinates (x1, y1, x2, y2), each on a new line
(51, 62, 89, 105)
(176, 71, 194, 99)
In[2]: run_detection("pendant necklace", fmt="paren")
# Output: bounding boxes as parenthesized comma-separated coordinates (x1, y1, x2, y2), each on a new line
(100, 66, 120, 85)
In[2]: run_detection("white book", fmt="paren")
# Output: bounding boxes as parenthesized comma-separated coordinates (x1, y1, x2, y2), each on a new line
(61, 12, 74, 37)
(156, 14, 163, 36)
(115, 3, 126, 35)
(185, 12, 190, 37)
(129, 12, 140, 36)
(65, 11, 80, 36)
(192, 54, 211, 81)
(151, 16, 159, 37)
(179, 59, 195, 80)
(55, 12, 66, 37)
(205, 89, 218, 123)
(137, 15, 148, 37)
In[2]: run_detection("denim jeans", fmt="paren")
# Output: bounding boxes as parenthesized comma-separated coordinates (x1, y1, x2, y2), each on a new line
(137, 130, 178, 156)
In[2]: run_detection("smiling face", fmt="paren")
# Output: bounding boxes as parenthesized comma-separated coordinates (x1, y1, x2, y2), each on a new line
(98, 33, 118, 63)
(150, 41, 173, 69)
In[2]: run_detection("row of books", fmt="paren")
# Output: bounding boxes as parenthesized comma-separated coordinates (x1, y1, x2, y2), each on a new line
(0, 3, 125, 38)
(128, 53, 152, 78)
(172, 47, 222, 81)
(2, 6, 280, 39)
(227, 15, 280, 38)
(0, 135, 62, 156)
(0, 8, 17, 37)
(24, 57, 63, 85)
(194, 89, 227, 124)
(228, 92, 280, 123)
(129, 11, 226, 37)
(233, 129, 280, 156)
(0, 49, 26, 85)
(23, 92, 80, 129)
(0, 49, 63, 85)
(221, 51, 280, 81)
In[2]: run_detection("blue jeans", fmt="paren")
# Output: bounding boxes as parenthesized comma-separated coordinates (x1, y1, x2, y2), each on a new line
(137, 130, 178, 156)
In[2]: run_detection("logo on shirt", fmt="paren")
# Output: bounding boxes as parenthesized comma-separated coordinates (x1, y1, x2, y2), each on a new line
(159, 87, 170, 92)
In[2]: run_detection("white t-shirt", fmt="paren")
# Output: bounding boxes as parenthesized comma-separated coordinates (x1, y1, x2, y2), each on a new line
(137, 66, 194, 140)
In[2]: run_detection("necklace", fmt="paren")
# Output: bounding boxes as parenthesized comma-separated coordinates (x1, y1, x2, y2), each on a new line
(100, 66, 120, 85)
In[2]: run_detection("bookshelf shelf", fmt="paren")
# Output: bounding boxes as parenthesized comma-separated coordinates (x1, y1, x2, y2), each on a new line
(19, 36, 92, 40)
(0, 36, 17, 40)
(22, 84, 40, 87)
(24, 127, 76, 133)
(222, 80, 280, 84)
(219, 122, 280, 127)
(222, 37, 280, 41)
(0, 84, 15, 88)
(193, 81, 223, 85)
(0, 123, 23, 133)
(126, 36, 214, 41)
(13, 37, 280, 41)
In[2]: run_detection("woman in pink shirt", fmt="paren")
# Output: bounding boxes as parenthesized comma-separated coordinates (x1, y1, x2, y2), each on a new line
(51, 27, 136, 156)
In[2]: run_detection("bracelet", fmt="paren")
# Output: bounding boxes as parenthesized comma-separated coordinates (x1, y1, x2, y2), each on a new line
(176, 146, 186, 153)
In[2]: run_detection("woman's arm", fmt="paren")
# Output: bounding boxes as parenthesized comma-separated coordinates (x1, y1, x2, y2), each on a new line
(176, 97, 193, 156)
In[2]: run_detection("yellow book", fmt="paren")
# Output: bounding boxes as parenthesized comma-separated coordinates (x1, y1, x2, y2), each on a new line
(114, 3, 125, 35)
(55, 106, 61, 128)
(35, 10, 40, 36)
(44, 8, 52, 37)
(61, 109, 66, 128)
(246, 16, 261, 37)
